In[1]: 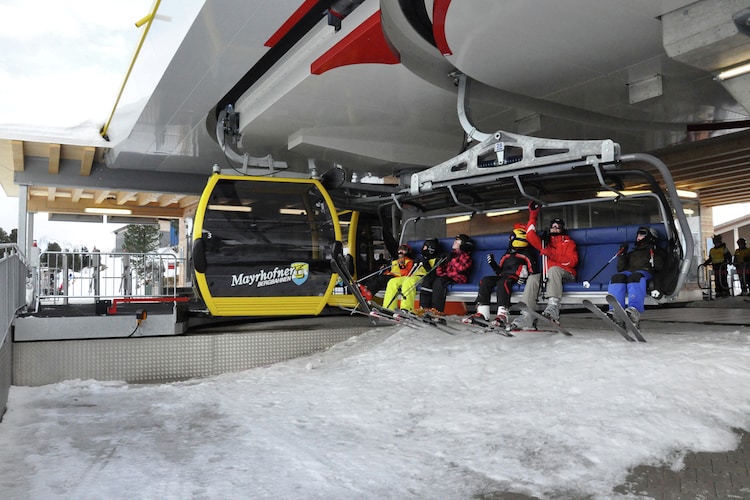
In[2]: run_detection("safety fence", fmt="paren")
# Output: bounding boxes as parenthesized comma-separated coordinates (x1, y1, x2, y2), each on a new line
(0, 244, 28, 418)
(34, 250, 186, 307)
(697, 263, 749, 299)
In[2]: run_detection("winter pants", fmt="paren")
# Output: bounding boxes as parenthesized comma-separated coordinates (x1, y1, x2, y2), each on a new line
(607, 270, 652, 313)
(383, 275, 421, 311)
(520, 267, 574, 310)
(475, 274, 517, 308)
(420, 275, 454, 312)
(418, 273, 438, 309)
(710, 264, 729, 296)
(738, 263, 750, 294)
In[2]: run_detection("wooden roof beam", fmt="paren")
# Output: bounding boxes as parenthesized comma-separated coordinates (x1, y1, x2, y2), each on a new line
(11, 140, 24, 171)
(48, 143, 60, 174)
(94, 191, 111, 204)
(80, 146, 95, 176)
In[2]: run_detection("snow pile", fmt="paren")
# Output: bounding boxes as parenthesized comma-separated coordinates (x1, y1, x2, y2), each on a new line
(0, 323, 748, 498)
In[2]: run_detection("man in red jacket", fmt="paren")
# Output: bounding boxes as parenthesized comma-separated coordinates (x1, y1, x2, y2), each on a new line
(510, 203, 578, 330)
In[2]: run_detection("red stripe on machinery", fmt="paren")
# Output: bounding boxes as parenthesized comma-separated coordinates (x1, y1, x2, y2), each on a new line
(311, 11, 400, 75)
(432, 0, 452, 56)
(265, 0, 320, 48)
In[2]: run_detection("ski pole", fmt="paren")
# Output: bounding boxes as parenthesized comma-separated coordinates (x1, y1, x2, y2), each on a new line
(582, 247, 624, 288)
(356, 265, 388, 283)
(385, 256, 446, 309)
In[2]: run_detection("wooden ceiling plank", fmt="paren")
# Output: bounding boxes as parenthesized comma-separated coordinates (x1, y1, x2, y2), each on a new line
(80, 147, 95, 176)
(11, 140, 24, 171)
(117, 192, 137, 205)
(48, 144, 61, 174)
(158, 193, 175, 207)
(94, 191, 110, 204)
(137, 192, 152, 205)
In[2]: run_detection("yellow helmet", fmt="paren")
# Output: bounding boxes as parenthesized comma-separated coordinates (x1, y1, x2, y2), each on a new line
(510, 226, 528, 248)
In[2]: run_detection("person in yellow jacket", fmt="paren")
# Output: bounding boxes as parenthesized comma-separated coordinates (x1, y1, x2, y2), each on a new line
(359, 244, 415, 301)
(703, 234, 732, 297)
(734, 237, 750, 295)
(383, 239, 441, 312)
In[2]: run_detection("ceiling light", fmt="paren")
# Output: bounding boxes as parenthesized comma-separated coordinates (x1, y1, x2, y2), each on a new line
(84, 207, 132, 215)
(716, 62, 750, 81)
(486, 209, 520, 217)
(596, 189, 697, 199)
(279, 208, 306, 215)
(675, 189, 697, 199)
(446, 215, 471, 224)
(595, 190, 650, 198)
(207, 204, 252, 212)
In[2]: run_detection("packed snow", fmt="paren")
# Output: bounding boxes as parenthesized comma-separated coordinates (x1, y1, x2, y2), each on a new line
(0, 318, 748, 499)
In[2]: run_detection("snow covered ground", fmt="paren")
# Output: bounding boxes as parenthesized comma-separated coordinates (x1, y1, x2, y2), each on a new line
(0, 317, 748, 499)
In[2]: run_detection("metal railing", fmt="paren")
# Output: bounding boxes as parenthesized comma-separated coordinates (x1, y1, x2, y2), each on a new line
(0, 244, 27, 337)
(697, 263, 746, 299)
(1, 244, 28, 417)
(34, 250, 186, 307)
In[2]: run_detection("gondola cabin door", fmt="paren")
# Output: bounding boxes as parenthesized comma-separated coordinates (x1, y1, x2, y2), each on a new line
(192, 175, 342, 316)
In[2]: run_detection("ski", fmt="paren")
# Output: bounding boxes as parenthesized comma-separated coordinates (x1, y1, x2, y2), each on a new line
(516, 302, 572, 336)
(371, 303, 459, 335)
(582, 299, 635, 342)
(330, 242, 372, 315)
(605, 295, 646, 342)
(461, 316, 515, 337)
(337, 305, 416, 327)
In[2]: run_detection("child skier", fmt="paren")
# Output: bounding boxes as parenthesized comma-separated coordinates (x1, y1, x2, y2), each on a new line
(463, 225, 537, 327)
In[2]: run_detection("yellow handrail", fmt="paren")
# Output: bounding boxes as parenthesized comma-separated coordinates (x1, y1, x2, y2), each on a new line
(100, 0, 162, 141)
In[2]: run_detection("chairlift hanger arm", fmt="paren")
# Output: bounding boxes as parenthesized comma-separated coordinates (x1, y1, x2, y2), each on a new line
(409, 130, 619, 197)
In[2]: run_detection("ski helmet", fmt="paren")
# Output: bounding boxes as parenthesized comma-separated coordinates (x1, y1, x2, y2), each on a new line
(549, 218, 565, 233)
(397, 244, 412, 257)
(422, 238, 439, 258)
(636, 226, 658, 244)
(712, 234, 723, 246)
(509, 226, 528, 248)
(455, 234, 474, 252)
(738, 237, 747, 248)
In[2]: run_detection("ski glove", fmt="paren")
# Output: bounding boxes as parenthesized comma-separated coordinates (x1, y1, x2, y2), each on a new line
(619, 243, 628, 254)
(528, 201, 540, 219)
(527, 202, 540, 227)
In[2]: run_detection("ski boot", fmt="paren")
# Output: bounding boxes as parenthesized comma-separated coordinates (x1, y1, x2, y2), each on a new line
(624, 306, 641, 329)
(541, 297, 561, 324)
(490, 306, 509, 328)
(358, 284, 373, 301)
(509, 311, 536, 331)
(606, 309, 625, 329)
(463, 304, 490, 324)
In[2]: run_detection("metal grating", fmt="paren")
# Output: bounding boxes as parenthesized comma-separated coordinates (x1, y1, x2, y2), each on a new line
(13, 327, 373, 386)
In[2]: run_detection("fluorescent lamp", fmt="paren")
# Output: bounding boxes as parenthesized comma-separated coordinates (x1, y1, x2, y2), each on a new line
(84, 207, 132, 215)
(596, 188, 697, 199)
(716, 62, 750, 81)
(486, 209, 520, 217)
(446, 215, 471, 224)
(279, 208, 307, 215)
(596, 190, 650, 198)
(207, 204, 252, 212)
(676, 189, 697, 199)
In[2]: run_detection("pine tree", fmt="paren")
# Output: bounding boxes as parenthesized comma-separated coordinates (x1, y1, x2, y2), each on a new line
(122, 224, 162, 288)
